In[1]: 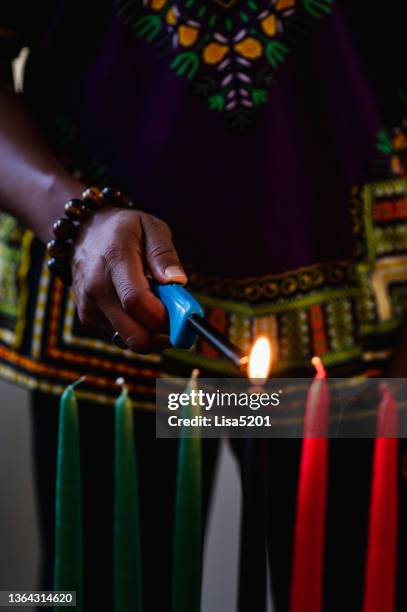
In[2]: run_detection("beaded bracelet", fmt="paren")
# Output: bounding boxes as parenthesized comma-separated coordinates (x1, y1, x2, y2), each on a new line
(46, 186, 133, 285)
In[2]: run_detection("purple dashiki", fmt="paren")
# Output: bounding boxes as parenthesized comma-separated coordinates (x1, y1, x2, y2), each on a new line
(0, 0, 407, 405)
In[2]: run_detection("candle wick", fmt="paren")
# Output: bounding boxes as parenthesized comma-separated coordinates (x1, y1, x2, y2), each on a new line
(70, 376, 86, 390)
(311, 356, 326, 379)
(115, 377, 128, 393)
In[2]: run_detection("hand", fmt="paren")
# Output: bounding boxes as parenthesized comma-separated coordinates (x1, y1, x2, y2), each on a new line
(71, 207, 187, 353)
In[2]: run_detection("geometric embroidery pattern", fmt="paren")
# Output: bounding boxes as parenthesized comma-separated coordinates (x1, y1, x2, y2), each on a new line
(1, 175, 407, 404)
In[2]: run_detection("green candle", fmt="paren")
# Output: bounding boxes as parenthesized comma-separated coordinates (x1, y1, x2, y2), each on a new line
(114, 380, 143, 612)
(54, 380, 84, 611)
(172, 369, 202, 612)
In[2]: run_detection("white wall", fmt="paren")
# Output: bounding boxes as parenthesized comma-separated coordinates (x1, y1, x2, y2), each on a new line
(0, 381, 38, 612)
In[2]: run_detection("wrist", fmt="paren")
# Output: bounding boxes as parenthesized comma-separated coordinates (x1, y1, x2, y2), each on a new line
(36, 173, 85, 243)
(46, 186, 133, 285)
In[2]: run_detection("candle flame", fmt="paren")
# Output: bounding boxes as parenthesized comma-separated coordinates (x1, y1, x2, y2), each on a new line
(248, 336, 272, 381)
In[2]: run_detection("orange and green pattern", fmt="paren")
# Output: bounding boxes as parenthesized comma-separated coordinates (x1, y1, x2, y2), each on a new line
(119, 0, 334, 126)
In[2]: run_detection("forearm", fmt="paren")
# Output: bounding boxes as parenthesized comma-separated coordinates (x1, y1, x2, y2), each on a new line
(0, 81, 84, 242)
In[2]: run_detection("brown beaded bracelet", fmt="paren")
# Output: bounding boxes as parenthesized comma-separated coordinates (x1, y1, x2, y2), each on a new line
(46, 186, 133, 285)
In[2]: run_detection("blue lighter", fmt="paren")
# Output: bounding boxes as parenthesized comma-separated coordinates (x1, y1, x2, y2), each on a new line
(152, 282, 248, 372)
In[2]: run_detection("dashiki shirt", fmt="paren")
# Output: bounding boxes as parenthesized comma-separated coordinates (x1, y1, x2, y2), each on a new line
(0, 1, 407, 406)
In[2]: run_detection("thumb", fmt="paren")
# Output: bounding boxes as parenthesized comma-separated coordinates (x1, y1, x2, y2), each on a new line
(141, 213, 187, 285)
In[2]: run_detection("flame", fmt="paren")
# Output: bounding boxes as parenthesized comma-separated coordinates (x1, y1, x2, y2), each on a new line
(311, 356, 326, 379)
(248, 336, 272, 381)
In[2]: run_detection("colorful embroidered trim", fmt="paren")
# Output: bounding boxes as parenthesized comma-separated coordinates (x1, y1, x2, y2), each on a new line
(187, 260, 356, 303)
(1, 176, 407, 400)
(1, 146, 407, 401)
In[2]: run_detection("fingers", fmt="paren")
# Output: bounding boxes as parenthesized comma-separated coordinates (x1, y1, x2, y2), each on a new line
(140, 213, 187, 285)
(78, 306, 115, 338)
(102, 298, 158, 353)
(74, 280, 115, 337)
(100, 289, 171, 353)
(79, 297, 168, 353)
(75, 264, 168, 353)
(105, 244, 167, 332)
(72, 209, 186, 349)
(104, 294, 171, 353)
(113, 331, 171, 352)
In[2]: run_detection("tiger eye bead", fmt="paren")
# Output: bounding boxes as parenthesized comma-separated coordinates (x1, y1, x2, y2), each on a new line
(64, 198, 88, 221)
(82, 186, 104, 209)
(47, 257, 65, 273)
(52, 218, 76, 240)
(46, 238, 70, 259)
(47, 258, 72, 284)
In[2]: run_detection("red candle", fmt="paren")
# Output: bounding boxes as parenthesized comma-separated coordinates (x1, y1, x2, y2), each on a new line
(363, 383, 399, 612)
(290, 357, 329, 612)
(304, 356, 329, 437)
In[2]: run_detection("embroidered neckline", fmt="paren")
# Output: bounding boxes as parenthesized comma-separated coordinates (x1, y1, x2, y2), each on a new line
(115, 0, 334, 127)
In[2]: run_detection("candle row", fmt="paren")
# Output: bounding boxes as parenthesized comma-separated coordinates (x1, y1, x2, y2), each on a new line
(53, 373, 202, 612)
(290, 361, 399, 612)
(53, 365, 399, 612)
(54, 379, 143, 612)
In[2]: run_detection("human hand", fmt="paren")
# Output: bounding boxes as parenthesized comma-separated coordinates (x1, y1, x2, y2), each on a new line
(71, 207, 187, 353)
